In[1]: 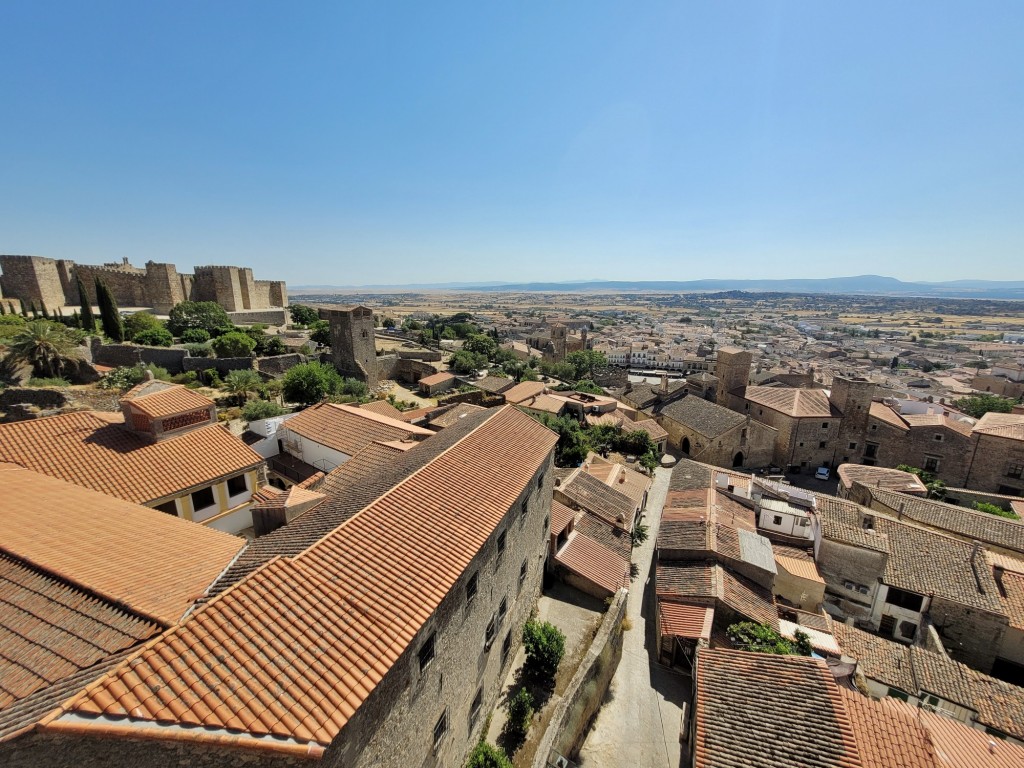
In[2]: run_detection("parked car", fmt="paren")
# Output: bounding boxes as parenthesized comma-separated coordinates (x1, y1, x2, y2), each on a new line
(815, 466, 831, 481)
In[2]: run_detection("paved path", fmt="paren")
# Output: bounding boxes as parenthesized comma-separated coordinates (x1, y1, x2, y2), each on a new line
(577, 466, 689, 768)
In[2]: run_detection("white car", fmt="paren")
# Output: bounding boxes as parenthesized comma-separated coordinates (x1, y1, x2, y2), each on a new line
(815, 466, 831, 481)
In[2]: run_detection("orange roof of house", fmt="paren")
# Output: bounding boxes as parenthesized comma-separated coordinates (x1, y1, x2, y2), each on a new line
(50, 406, 557, 749)
(838, 688, 934, 768)
(621, 417, 669, 441)
(659, 601, 713, 640)
(418, 371, 455, 386)
(121, 382, 214, 419)
(774, 554, 825, 584)
(909, 702, 1024, 767)
(554, 531, 629, 596)
(517, 393, 566, 414)
(744, 386, 838, 418)
(869, 401, 909, 431)
(282, 402, 433, 456)
(502, 380, 547, 405)
(358, 399, 405, 419)
(837, 464, 928, 494)
(0, 464, 244, 626)
(0, 411, 264, 505)
(973, 412, 1024, 441)
(550, 499, 577, 535)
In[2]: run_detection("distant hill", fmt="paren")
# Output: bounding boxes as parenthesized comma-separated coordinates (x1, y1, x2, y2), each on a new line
(292, 275, 1024, 299)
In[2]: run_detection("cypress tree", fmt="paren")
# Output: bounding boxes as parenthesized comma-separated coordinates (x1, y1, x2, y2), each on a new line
(0, 302, 6, 316)
(29, 300, 37, 318)
(40, 301, 49, 319)
(71, 310, 81, 329)
(76, 276, 96, 332)
(95, 277, 124, 341)
(19, 299, 27, 317)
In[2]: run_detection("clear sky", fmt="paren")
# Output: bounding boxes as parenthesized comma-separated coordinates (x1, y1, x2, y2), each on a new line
(1, 2, 1021, 286)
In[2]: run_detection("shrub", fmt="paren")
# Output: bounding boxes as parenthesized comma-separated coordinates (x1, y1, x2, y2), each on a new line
(289, 304, 319, 326)
(503, 687, 534, 736)
(167, 301, 232, 336)
(257, 335, 286, 356)
(133, 327, 174, 347)
(242, 399, 286, 421)
(123, 311, 166, 341)
(210, 331, 257, 358)
(282, 361, 343, 404)
(184, 342, 213, 358)
(727, 622, 796, 655)
(98, 364, 169, 391)
(180, 328, 211, 344)
(309, 320, 331, 347)
(465, 743, 512, 768)
(521, 621, 565, 682)
(973, 501, 1019, 520)
(27, 377, 71, 387)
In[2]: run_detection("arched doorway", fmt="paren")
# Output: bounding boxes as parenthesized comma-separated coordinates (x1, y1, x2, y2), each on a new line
(732, 451, 744, 467)
(681, 437, 691, 455)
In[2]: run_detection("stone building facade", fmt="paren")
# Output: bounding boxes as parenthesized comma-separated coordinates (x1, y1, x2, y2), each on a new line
(0, 254, 287, 314)
(319, 304, 378, 389)
(714, 347, 752, 407)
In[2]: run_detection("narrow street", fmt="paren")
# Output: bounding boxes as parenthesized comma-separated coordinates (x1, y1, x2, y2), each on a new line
(577, 465, 689, 768)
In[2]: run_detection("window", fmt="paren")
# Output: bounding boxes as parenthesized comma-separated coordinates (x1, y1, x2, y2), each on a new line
(885, 587, 924, 612)
(772, 515, 783, 526)
(469, 688, 483, 728)
(501, 630, 513, 667)
(520, 500, 528, 524)
(933, 434, 943, 442)
(871, 424, 877, 431)
(821, 422, 829, 429)
(848, 442, 857, 450)
(798, 442, 804, 447)
(466, 572, 478, 604)
(899, 621, 918, 640)
(418, 632, 435, 671)
(485, 614, 496, 649)
(155, 499, 178, 516)
(433, 709, 448, 750)
(864, 443, 879, 458)
(538, 471, 545, 488)
(798, 518, 810, 527)
(227, 474, 248, 498)
(495, 530, 506, 570)
(924, 456, 940, 473)
(1007, 464, 1024, 480)
(498, 596, 508, 628)
(888, 687, 910, 702)
(191, 486, 215, 511)
(518, 559, 528, 593)
(818, 441, 827, 449)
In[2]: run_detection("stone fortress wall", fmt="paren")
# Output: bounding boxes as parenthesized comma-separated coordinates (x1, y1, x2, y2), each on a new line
(0, 255, 287, 315)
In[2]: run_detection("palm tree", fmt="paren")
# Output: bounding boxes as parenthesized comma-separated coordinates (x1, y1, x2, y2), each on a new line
(8, 320, 80, 379)
(222, 368, 262, 405)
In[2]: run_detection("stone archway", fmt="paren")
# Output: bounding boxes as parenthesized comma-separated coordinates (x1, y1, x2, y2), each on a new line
(681, 437, 691, 455)
(732, 451, 744, 467)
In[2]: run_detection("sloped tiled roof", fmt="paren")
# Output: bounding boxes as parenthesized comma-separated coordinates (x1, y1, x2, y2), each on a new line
(657, 396, 746, 438)
(868, 401, 909, 431)
(837, 464, 928, 494)
(743, 386, 838, 418)
(550, 500, 577, 536)
(472, 375, 516, 394)
(0, 411, 263, 505)
(838, 688, 935, 768)
(358, 399, 405, 419)
(911, 703, 1024, 767)
(427, 403, 486, 429)
(417, 371, 455, 386)
(620, 417, 668, 441)
(502, 380, 547, 404)
(831, 621, 916, 695)
(282, 402, 433, 456)
(815, 496, 890, 553)
(694, 648, 863, 768)
(659, 601, 713, 640)
(574, 512, 632, 560)
(775, 554, 824, 584)
(51, 407, 558, 749)
(558, 470, 637, 527)
(581, 454, 652, 512)
(995, 569, 1024, 630)
(0, 465, 244, 626)
(0, 554, 159, 713)
(121, 382, 214, 419)
(864, 487, 1024, 555)
(555, 531, 629, 596)
(973, 412, 1024, 441)
(902, 413, 974, 436)
(657, 560, 778, 630)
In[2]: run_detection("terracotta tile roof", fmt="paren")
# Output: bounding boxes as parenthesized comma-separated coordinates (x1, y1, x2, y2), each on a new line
(903, 413, 974, 436)
(574, 513, 632, 560)
(657, 396, 746, 438)
(869, 401, 910, 430)
(911, 703, 1024, 767)
(0, 465, 244, 626)
(427, 403, 486, 429)
(865, 487, 1024, 555)
(832, 622, 916, 695)
(584, 412, 623, 428)
(396, 404, 435, 422)
(659, 600, 713, 640)
(995, 569, 1024, 629)
(358, 399, 405, 419)
(555, 531, 629, 596)
(0, 411, 264, 505)
(282, 402, 433, 457)
(743, 385, 839, 418)
(0, 554, 160, 712)
(517, 393, 566, 415)
(558, 470, 637, 528)
(837, 688, 935, 768)
(54, 406, 557, 748)
(973, 412, 1024, 440)
(694, 648, 863, 768)
(815, 496, 890, 553)
(472, 375, 516, 394)
(775, 554, 824, 584)
(620, 417, 668, 441)
(417, 371, 455, 386)
(315, 442, 407, 498)
(121, 382, 214, 419)
(581, 455, 652, 512)
(657, 560, 778, 630)
(502, 380, 547, 405)
(837, 464, 928, 494)
(550, 500, 577, 536)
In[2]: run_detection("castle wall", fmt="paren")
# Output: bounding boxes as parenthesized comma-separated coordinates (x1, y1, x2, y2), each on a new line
(73, 264, 149, 307)
(0, 255, 66, 311)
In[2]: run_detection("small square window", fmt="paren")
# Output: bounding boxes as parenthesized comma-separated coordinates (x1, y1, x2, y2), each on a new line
(772, 515, 783, 526)
(798, 442, 804, 448)
(848, 442, 857, 450)
(155, 499, 178, 516)
(466, 572, 478, 604)
(520, 500, 528, 523)
(871, 424, 877, 431)
(418, 632, 435, 672)
(818, 441, 827, 449)
(433, 709, 448, 750)
(933, 434, 943, 442)
(191, 486, 215, 511)
(227, 474, 248, 497)
(821, 422, 829, 429)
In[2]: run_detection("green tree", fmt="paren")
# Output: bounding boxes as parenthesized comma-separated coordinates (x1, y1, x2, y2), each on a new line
(953, 394, 1015, 418)
(309, 320, 331, 347)
(223, 369, 263, 404)
(503, 687, 534, 739)
(727, 622, 795, 655)
(8, 320, 80, 379)
(76, 276, 96, 333)
(123, 311, 165, 342)
(133, 327, 174, 347)
(381, 317, 396, 329)
(289, 304, 319, 326)
(242, 399, 286, 421)
(210, 331, 258, 358)
(282, 361, 343, 404)
(521, 620, 565, 682)
(564, 350, 606, 381)
(167, 301, 232, 336)
(464, 333, 499, 359)
(450, 349, 489, 375)
(573, 379, 603, 394)
(465, 742, 513, 768)
(244, 327, 286, 356)
(972, 501, 1019, 520)
(95, 278, 124, 341)
(180, 328, 211, 344)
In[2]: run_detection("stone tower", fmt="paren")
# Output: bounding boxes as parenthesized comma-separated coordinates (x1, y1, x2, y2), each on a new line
(319, 305, 377, 390)
(829, 377, 875, 464)
(551, 323, 568, 362)
(714, 347, 753, 407)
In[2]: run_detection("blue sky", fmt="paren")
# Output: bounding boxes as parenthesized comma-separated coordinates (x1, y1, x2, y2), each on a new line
(1, 2, 1021, 286)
